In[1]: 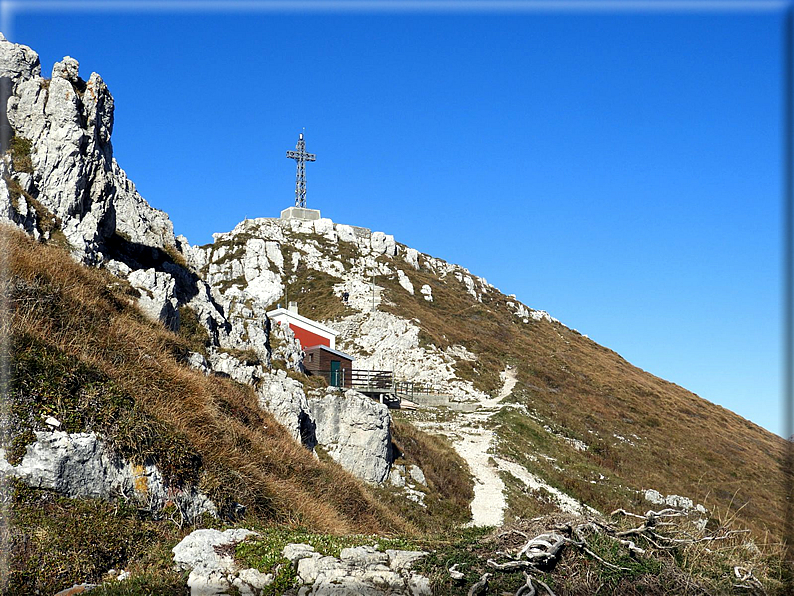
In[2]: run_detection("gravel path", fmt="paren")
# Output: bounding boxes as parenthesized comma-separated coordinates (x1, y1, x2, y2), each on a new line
(415, 367, 518, 527)
(414, 366, 593, 526)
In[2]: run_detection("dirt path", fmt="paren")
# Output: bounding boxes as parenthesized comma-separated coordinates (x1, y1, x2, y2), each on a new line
(414, 366, 593, 526)
(414, 367, 518, 527)
(451, 421, 505, 527)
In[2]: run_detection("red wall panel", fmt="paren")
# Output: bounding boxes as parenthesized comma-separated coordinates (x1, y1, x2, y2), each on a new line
(288, 323, 330, 350)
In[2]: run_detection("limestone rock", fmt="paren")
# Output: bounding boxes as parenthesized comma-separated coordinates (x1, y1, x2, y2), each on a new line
(420, 284, 433, 302)
(113, 163, 176, 251)
(336, 223, 357, 243)
(643, 488, 706, 514)
(282, 543, 430, 596)
(370, 231, 396, 256)
(187, 351, 211, 374)
(207, 350, 263, 387)
(308, 389, 392, 484)
(184, 280, 232, 347)
(397, 270, 414, 295)
(52, 56, 80, 83)
(0, 431, 216, 521)
(128, 268, 179, 330)
(385, 550, 427, 572)
(407, 464, 426, 486)
(258, 369, 316, 447)
(404, 486, 427, 507)
(389, 468, 406, 488)
(283, 543, 318, 565)
(242, 237, 284, 305)
(313, 217, 335, 238)
(5, 59, 115, 262)
(404, 248, 420, 270)
(340, 545, 389, 567)
(644, 489, 665, 505)
(530, 309, 557, 323)
(173, 529, 273, 596)
(0, 34, 41, 91)
(1, 38, 182, 265)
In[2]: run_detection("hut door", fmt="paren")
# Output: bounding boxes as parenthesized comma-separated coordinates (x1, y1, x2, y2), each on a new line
(330, 360, 341, 387)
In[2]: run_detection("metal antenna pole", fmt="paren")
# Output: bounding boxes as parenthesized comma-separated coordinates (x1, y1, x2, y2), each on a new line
(286, 131, 316, 208)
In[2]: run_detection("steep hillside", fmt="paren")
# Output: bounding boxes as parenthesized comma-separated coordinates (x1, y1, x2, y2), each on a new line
(0, 34, 790, 595)
(191, 216, 789, 541)
(1, 228, 419, 592)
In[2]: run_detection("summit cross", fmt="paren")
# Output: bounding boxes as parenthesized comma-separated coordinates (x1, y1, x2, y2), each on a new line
(286, 131, 316, 208)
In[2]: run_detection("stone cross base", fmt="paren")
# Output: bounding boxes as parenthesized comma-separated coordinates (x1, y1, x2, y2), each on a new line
(280, 206, 321, 221)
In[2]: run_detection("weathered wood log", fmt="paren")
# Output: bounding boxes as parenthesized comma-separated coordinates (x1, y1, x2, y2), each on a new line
(448, 563, 465, 580)
(514, 572, 537, 596)
(467, 572, 491, 596)
(487, 558, 539, 571)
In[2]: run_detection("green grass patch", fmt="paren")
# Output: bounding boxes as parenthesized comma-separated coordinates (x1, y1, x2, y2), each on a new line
(176, 306, 211, 356)
(90, 573, 189, 595)
(284, 265, 350, 322)
(235, 526, 418, 595)
(390, 418, 473, 529)
(499, 470, 560, 522)
(8, 483, 186, 596)
(8, 135, 33, 173)
(4, 176, 62, 237)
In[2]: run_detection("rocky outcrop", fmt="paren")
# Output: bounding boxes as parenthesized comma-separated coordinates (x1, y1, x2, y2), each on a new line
(207, 350, 264, 386)
(0, 431, 216, 521)
(0, 33, 41, 91)
(334, 311, 488, 403)
(1, 36, 178, 262)
(283, 543, 430, 596)
(128, 267, 180, 330)
(192, 215, 552, 404)
(173, 529, 273, 596)
(172, 534, 430, 596)
(0, 37, 228, 344)
(308, 389, 392, 484)
(258, 369, 316, 446)
(644, 488, 708, 515)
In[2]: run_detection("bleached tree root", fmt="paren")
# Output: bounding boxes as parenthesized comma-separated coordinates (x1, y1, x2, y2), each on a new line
(481, 506, 765, 594)
(733, 566, 768, 595)
(514, 571, 558, 596)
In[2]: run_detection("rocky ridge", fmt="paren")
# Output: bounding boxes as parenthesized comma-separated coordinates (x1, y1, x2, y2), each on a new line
(0, 36, 393, 487)
(192, 215, 554, 403)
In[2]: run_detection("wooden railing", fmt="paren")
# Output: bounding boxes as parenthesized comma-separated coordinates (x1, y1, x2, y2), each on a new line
(393, 380, 446, 397)
(312, 369, 393, 390)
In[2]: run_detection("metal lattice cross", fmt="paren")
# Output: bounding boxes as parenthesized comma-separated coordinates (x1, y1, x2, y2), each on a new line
(286, 131, 316, 208)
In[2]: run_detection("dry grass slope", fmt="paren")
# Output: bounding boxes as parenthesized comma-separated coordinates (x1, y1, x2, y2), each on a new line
(204, 227, 789, 544)
(2, 227, 414, 591)
(380, 249, 790, 542)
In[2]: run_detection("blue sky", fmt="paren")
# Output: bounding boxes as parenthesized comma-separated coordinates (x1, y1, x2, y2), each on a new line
(8, 2, 786, 435)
